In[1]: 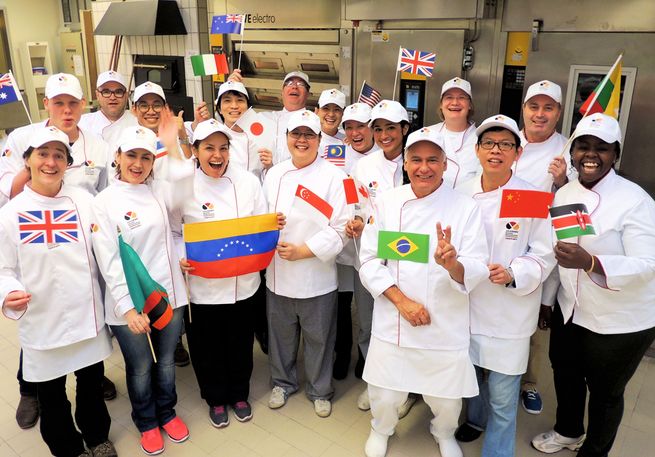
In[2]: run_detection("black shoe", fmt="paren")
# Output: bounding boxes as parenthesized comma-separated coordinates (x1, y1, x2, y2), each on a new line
(255, 331, 268, 355)
(355, 348, 365, 379)
(16, 394, 39, 429)
(102, 376, 117, 401)
(174, 339, 190, 367)
(332, 353, 350, 380)
(455, 423, 483, 442)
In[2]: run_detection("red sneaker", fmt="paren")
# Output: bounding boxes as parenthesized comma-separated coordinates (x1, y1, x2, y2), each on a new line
(140, 427, 164, 455)
(161, 416, 189, 443)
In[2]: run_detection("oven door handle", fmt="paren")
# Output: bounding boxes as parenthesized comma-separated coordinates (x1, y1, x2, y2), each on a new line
(133, 63, 169, 70)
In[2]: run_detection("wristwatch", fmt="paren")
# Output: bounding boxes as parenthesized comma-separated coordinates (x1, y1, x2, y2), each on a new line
(505, 267, 516, 288)
(179, 137, 190, 146)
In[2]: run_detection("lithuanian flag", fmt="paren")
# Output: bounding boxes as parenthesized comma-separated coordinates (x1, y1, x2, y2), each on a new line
(579, 54, 623, 119)
(118, 234, 173, 330)
(377, 230, 429, 263)
(549, 203, 596, 240)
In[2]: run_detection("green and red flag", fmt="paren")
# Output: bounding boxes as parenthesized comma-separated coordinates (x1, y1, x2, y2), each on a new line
(190, 53, 229, 77)
(119, 234, 173, 330)
(549, 203, 596, 240)
(498, 189, 554, 219)
(377, 230, 430, 263)
(579, 54, 623, 119)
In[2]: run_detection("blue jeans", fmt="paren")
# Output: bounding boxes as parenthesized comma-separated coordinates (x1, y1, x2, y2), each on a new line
(467, 366, 521, 457)
(111, 307, 184, 432)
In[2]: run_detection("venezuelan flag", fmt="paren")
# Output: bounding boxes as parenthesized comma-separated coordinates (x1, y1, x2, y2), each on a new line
(184, 213, 279, 278)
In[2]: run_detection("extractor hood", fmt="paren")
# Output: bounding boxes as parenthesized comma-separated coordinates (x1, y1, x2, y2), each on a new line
(94, 0, 187, 36)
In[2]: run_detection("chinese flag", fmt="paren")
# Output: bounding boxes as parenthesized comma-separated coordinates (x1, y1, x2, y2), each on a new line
(499, 189, 553, 219)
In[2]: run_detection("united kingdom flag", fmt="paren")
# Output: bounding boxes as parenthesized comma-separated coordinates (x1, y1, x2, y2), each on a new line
(18, 209, 79, 244)
(397, 48, 437, 77)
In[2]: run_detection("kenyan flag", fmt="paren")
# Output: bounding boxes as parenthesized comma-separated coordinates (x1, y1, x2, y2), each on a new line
(549, 203, 596, 240)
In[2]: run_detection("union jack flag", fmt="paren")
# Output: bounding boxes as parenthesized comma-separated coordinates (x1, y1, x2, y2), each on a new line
(325, 145, 346, 167)
(18, 209, 79, 244)
(226, 14, 243, 23)
(397, 48, 437, 77)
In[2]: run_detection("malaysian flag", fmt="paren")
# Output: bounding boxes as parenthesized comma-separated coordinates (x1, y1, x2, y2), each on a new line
(358, 81, 382, 108)
(0, 72, 21, 105)
(211, 14, 244, 35)
(325, 145, 346, 167)
(397, 48, 437, 77)
(18, 209, 78, 244)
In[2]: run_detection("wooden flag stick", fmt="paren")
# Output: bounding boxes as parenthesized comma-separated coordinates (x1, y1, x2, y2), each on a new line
(143, 313, 158, 363)
(184, 271, 192, 323)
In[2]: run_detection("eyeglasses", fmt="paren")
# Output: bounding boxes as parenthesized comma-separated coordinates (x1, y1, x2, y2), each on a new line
(479, 139, 516, 152)
(135, 102, 165, 113)
(288, 131, 318, 140)
(283, 80, 308, 89)
(99, 88, 126, 98)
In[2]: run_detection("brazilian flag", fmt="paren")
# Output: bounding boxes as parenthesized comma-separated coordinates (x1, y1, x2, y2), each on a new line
(119, 234, 173, 330)
(377, 230, 430, 263)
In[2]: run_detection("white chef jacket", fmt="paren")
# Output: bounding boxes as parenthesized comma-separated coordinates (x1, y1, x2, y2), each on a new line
(91, 179, 188, 325)
(0, 184, 112, 381)
(0, 122, 110, 200)
(261, 108, 302, 165)
(459, 174, 556, 338)
(225, 129, 264, 179)
(170, 163, 268, 304)
(352, 149, 404, 213)
(515, 130, 577, 192)
(79, 110, 138, 153)
(459, 174, 556, 374)
(263, 155, 349, 299)
(428, 122, 480, 188)
(359, 183, 489, 351)
(547, 170, 655, 334)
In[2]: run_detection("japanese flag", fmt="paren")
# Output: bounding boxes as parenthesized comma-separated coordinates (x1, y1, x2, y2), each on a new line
(234, 107, 276, 152)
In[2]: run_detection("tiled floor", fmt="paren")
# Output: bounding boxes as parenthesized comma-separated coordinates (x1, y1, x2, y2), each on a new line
(0, 316, 653, 456)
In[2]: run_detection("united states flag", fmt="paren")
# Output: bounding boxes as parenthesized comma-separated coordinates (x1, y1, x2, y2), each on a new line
(358, 81, 382, 108)
(397, 48, 437, 77)
(18, 209, 79, 244)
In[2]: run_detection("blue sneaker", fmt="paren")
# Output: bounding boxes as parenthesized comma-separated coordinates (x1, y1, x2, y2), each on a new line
(521, 388, 543, 414)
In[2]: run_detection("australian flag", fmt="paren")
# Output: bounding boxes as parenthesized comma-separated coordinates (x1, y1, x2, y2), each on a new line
(397, 48, 437, 77)
(0, 73, 21, 105)
(18, 209, 79, 244)
(211, 14, 244, 35)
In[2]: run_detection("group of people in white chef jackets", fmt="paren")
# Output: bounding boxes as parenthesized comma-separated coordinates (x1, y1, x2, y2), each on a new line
(0, 66, 654, 457)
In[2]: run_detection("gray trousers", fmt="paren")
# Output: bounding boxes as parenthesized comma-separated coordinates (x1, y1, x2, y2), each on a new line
(353, 268, 374, 357)
(266, 289, 338, 400)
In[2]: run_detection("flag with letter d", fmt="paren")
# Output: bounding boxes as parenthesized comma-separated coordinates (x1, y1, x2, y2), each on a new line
(549, 203, 596, 240)
(377, 230, 429, 263)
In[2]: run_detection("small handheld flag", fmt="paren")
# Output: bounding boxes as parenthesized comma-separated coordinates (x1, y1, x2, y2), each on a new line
(549, 203, 596, 240)
(184, 214, 279, 278)
(118, 234, 173, 331)
(499, 189, 554, 219)
(343, 178, 358, 205)
(0, 72, 21, 105)
(358, 81, 382, 108)
(190, 53, 229, 77)
(397, 48, 437, 77)
(579, 54, 623, 119)
(325, 144, 346, 167)
(293, 184, 333, 228)
(211, 14, 244, 35)
(377, 230, 429, 263)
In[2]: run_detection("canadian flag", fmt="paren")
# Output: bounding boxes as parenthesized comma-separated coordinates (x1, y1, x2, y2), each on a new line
(234, 107, 276, 151)
(293, 184, 333, 227)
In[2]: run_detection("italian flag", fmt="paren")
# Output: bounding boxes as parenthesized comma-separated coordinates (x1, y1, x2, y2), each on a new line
(190, 53, 229, 77)
(549, 203, 596, 240)
(579, 54, 622, 119)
